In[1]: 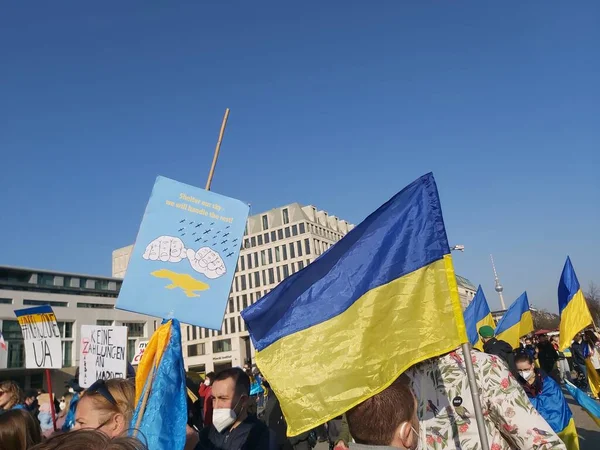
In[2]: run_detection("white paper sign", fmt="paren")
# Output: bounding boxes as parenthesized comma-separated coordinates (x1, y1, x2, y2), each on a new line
(15, 306, 62, 369)
(79, 325, 128, 388)
(131, 340, 149, 366)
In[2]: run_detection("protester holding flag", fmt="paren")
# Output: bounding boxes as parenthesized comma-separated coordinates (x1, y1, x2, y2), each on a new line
(478, 325, 517, 376)
(74, 378, 135, 437)
(404, 348, 565, 450)
(513, 352, 579, 450)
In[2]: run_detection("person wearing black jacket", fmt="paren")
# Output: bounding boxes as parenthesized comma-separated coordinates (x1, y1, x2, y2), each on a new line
(196, 368, 275, 450)
(479, 325, 518, 376)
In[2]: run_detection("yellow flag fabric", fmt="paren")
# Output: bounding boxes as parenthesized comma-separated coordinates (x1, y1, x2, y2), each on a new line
(134, 320, 172, 404)
(495, 292, 534, 349)
(241, 174, 468, 436)
(473, 313, 496, 351)
(557, 418, 580, 450)
(586, 358, 600, 400)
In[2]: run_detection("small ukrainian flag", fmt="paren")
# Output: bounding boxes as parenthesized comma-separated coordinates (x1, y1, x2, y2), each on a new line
(242, 173, 468, 436)
(558, 257, 593, 351)
(494, 292, 534, 349)
(463, 285, 495, 350)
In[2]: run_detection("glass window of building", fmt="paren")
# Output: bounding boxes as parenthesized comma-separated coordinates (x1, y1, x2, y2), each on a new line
(229, 299, 234, 313)
(188, 343, 205, 357)
(275, 247, 281, 262)
(254, 253, 259, 267)
(186, 327, 190, 341)
(213, 339, 232, 354)
(268, 268, 275, 284)
(260, 250, 266, 266)
(298, 261, 305, 270)
(289, 243, 296, 259)
(262, 215, 269, 230)
(282, 208, 289, 224)
(247, 254, 252, 270)
(244, 238, 250, 249)
(276, 267, 281, 283)
(251, 237, 256, 247)
(250, 292, 254, 303)
(282, 245, 288, 260)
(237, 316, 242, 333)
(38, 274, 55, 286)
(234, 277, 239, 292)
(241, 257, 246, 271)
(236, 297, 241, 311)
(230, 317, 236, 334)
(297, 241, 303, 257)
(242, 295, 248, 309)
(264, 233, 270, 244)
(261, 270, 266, 286)
(192, 327, 197, 340)
(24, 300, 68, 308)
(285, 227, 291, 238)
(304, 238, 311, 255)
(254, 272, 261, 287)
(62, 341, 73, 367)
(257, 235, 263, 246)
(96, 320, 113, 326)
(57, 322, 73, 338)
(299, 223, 306, 234)
(224, 319, 228, 335)
(292, 225, 298, 236)
(248, 273, 253, 289)
(283, 265, 290, 278)
(277, 229, 284, 240)
(205, 328, 210, 338)
(268, 248, 273, 264)
(123, 323, 144, 338)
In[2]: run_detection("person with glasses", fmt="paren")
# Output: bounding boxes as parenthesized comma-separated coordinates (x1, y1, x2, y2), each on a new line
(74, 378, 135, 437)
(0, 380, 25, 413)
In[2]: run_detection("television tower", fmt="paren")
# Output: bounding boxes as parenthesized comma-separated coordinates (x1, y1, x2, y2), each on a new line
(490, 254, 507, 310)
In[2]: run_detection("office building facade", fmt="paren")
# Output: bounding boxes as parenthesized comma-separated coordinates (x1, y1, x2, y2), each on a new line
(0, 266, 156, 389)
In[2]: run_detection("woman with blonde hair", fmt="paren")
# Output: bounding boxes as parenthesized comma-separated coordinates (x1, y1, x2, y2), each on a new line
(74, 378, 135, 438)
(0, 380, 24, 412)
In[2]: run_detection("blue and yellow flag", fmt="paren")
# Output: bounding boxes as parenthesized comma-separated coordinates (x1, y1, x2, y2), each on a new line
(463, 285, 495, 350)
(558, 257, 593, 351)
(242, 173, 468, 435)
(529, 373, 579, 450)
(565, 380, 600, 428)
(495, 292, 534, 349)
(130, 319, 187, 450)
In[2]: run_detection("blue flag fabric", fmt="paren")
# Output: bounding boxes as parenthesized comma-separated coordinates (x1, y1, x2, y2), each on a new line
(130, 319, 187, 450)
(463, 285, 495, 347)
(565, 381, 600, 427)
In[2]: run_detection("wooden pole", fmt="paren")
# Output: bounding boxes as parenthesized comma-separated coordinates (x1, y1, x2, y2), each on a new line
(45, 369, 58, 431)
(133, 110, 231, 434)
(205, 108, 230, 191)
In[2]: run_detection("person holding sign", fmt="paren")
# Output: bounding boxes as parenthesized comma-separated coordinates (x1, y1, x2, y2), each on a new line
(74, 379, 135, 438)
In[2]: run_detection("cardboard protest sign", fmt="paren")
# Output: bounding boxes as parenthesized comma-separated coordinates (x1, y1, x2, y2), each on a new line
(116, 176, 249, 329)
(132, 340, 149, 365)
(15, 306, 62, 369)
(79, 325, 128, 388)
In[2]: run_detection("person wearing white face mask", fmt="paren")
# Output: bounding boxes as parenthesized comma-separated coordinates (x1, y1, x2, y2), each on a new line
(345, 375, 421, 450)
(196, 368, 275, 450)
(514, 351, 579, 450)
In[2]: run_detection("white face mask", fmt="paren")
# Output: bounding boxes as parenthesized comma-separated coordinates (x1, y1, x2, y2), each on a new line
(59, 401, 66, 410)
(519, 370, 534, 381)
(212, 397, 243, 433)
(68, 388, 75, 394)
(204, 379, 211, 386)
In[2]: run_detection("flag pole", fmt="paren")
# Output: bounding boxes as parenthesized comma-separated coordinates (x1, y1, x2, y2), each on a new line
(45, 369, 58, 431)
(205, 108, 230, 191)
(461, 342, 490, 450)
(133, 109, 230, 435)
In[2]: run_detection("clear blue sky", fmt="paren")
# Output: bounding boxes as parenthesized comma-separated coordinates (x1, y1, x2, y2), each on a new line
(1, 2, 598, 313)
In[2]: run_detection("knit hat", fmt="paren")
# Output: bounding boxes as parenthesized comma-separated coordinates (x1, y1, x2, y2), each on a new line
(479, 325, 495, 338)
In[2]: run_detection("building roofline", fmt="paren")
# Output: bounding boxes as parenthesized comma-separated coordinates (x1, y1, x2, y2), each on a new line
(0, 265, 119, 282)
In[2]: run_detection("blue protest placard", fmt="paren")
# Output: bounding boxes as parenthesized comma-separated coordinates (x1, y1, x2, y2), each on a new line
(116, 176, 249, 330)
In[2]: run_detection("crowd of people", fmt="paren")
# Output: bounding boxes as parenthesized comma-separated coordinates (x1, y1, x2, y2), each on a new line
(0, 328, 597, 450)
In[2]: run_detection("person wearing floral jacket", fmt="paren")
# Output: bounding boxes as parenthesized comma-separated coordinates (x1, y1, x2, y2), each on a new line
(404, 348, 566, 450)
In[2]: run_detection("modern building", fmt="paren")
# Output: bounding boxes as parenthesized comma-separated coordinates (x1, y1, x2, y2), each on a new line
(0, 266, 156, 390)
(113, 202, 478, 374)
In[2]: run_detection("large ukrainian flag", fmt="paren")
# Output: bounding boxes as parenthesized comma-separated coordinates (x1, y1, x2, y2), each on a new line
(558, 257, 593, 351)
(241, 173, 468, 436)
(495, 292, 534, 349)
(463, 285, 495, 351)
